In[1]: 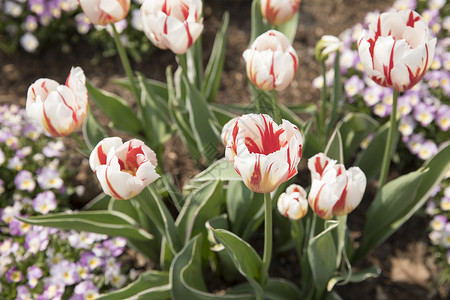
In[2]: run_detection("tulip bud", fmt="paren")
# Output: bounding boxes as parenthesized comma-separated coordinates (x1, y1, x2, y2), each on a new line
(140, 0, 204, 55)
(260, 0, 301, 26)
(26, 67, 88, 137)
(277, 184, 308, 220)
(308, 153, 366, 220)
(79, 0, 131, 26)
(358, 9, 436, 92)
(315, 35, 343, 62)
(89, 138, 160, 200)
(243, 30, 298, 91)
(222, 113, 303, 193)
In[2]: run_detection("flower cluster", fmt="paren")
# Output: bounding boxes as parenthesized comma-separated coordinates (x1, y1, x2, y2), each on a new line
(314, 0, 449, 161)
(0, 104, 132, 299)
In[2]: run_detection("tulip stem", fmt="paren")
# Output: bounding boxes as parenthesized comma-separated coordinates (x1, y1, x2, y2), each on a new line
(378, 89, 399, 189)
(319, 61, 327, 143)
(271, 90, 281, 123)
(111, 23, 141, 108)
(261, 192, 273, 286)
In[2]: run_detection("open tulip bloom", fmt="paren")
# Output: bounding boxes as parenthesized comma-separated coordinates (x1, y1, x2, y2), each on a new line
(260, 0, 301, 26)
(89, 137, 160, 200)
(140, 0, 204, 54)
(357, 9, 436, 92)
(222, 114, 303, 194)
(308, 153, 367, 220)
(243, 30, 298, 91)
(79, 0, 131, 26)
(26, 67, 88, 137)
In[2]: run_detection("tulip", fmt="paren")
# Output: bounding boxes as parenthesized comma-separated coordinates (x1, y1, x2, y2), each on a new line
(308, 153, 366, 220)
(357, 9, 436, 92)
(277, 184, 308, 220)
(79, 0, 130, 26)
(26, 67, 88, 137)
(260, 0, 301, 26)
(243, 30, 298, 91)
(222, 114, 303, 193)
(140, 0, 204, 54)
(89, 137, 160, 200)
(315, 35, 343, 62)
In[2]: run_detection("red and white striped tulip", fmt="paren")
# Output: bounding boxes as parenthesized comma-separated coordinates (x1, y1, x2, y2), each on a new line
(79, 0, 131, 26)
(357, 9, 436, 92)
(26, 67, 88, 137)
(89, 137, 160, 200)
(260, 0, 301, 26)
(243, 30, 298, 91)
(308, 153, 367, 220)
(140, 0, 203, 54)
(222, 114, 303, 194)
(277, 184, 308, 220)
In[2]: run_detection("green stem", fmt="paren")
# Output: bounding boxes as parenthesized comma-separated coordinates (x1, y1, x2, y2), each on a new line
(261, 192, 273, 286)
(177, 54, 189, 79)
(111, 23, 140, 103)
(271, 90, 281, 124)
(319, 61, 327, 143)
(378, 89, 399, 189)
(326, 51, 341, 136)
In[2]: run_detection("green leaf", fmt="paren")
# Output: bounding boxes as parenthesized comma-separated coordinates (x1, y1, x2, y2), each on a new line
(86, 81, 142, 134)
(170, 235, 254, 300)
(324, 128, 344, 163)
(96, 271, 170, 300)
(17, 211, 153, 241)
(250, 0, 271, 44)
(210, 228, 264, 292)
(226, 181, 254, 236)
(202, 12, 229, 103)
(82, 193, 111, 211)
(114, 76, 168, 101)
(275, 11, 299, 43)
(186, 158, 242, 188)
(327, 264, 380, 291)
(82, 108, 107, 150)
(308, 220, 339, 292)
(227, 278, 301, 300)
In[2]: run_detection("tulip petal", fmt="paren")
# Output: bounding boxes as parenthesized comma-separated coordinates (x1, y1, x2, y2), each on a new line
(89, 137, 123, 171)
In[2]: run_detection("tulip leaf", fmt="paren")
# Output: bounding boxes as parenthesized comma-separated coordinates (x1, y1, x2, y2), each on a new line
(170, 235, 254, 300)
(209, 104, 237, 127)
(276, 11, 299, 43)
(327, 264, 380, 292)
(324, 127, 344, 163)
(176, 181, 224, 242)
(187, 158, 242, 187)
(354, 142, 450, 263)
(82, 193, 111, 211)
(82, 107, 107, 150)
(202, 12, 229, 103)
(184, 76, 220, 164)
(86, 81, 142, 134)
(250, 0, 271, 44)
(308, 220, 339, 293)
(227, 278, 302, 299)
(355, 122, 396, 181)
(210, 228, 264, 294)
(96, 271, 170, 300)
(17, 211, 153, 241)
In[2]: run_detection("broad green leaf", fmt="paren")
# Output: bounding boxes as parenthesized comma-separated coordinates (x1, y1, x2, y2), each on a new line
(114, 77, 168, 101)
(202, 12, 229, 103)
(227, 278, 301, 300)
(186, 158, 242, 188)
(275, 11, 299, 43)
(184, 76, 219, 163)
(355, 123, 395, 181)
(96, 271, 170, 300)
(324, 128, 344, 163)
(209, 104, 237, 127)
(82, 108, 107, 150)
(250, 0, 271, 44)
(210, 228, 264, 290)
(176, 181, 224, 242)
(226, 181, 254, 236)
(18, 211, 153, 241)
(240, 193, 265, 240)
(327, 264, 380, 291)
(279, 103, 306, 131)
(170, 235, 254, 300)
(82, 193, 111, 211)
(308, 220, 339, 292)
(86, 81, 142, 134)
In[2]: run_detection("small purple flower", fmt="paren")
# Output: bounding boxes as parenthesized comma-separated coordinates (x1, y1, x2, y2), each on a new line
(398, 115, 416, 137)
(406, 133, 425, 155)
(436, 104, 450, 132)
(14, 170, 36, 192)
(397, 95, 413, 116)
(9, 216, 32, 236)
(23, 15, 39, 32)
(27, 266, 43, 288)
(69, 231, 96, 250)
(16, 285, 32, 300)
(426, 200, 436, 215)
(340, 49, 359, 73)
(417, 140, 438, 160)
(75, 12, 92, 34)
(33, 191, 57, 214)
(80, 251, 103, 271)
(6, 267, 23, 283)
(344, 75, 365, 98)
(414, 102, 436, 127)
(430, 214, 447, 231)
(37, 167, 63, 190)
(25, 228, 50, 254)
(7, 155, 24, 171)
(440, 196, 450, 211)
(372, 102, 391, 118)
(0, 149, 5, 166)
(16, 146, 33, 159)
(69, 280, 99, 300)
(103, 237, 127, 257)
(363, 86, 383, 107)
(20, 32, 39, 53)
(429, 230, 442, 245)
(0, 238, 19, 256)
(29, 0, 45, 15)
(22, 123, 41, 140)
(50, 260, 78, 285)
(42, 140, 65, 157)
(48, 0, 62, 18)
(41, 277, 65, 299)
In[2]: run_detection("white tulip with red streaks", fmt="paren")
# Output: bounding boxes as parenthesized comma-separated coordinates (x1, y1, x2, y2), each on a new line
(79, 0, 131, 26)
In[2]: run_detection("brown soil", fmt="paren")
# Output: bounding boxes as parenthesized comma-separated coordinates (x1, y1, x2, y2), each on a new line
(0, 0, 445, 298)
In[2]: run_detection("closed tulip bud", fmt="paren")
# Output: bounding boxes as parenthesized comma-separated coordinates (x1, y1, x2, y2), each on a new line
(260, 0, 301, 26)
(89, 138, 160, 200)
(79, 0, 130, 26)
(140, 0, 204, 55)
(358, 9, 436, 92)
(243, 30, 298, 91)
(308, 153, 367, 220)
(315, 35, 343, 62)
(277, 184, 308, 220)
(222, 114, 303, 194)
(26, 67, 88, 137)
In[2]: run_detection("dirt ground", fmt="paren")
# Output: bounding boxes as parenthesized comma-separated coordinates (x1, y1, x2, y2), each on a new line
(0, 0, 445, 298)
